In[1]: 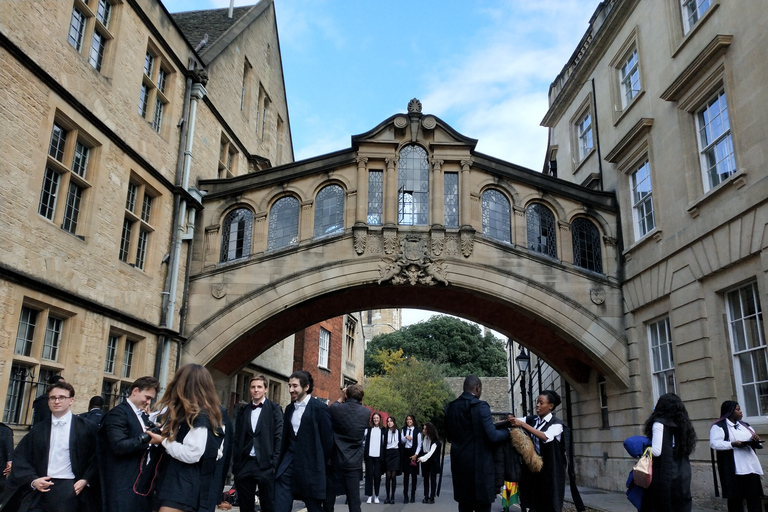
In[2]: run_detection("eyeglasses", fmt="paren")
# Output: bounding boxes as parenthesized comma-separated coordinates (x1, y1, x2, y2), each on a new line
(49, 396, 72, 402)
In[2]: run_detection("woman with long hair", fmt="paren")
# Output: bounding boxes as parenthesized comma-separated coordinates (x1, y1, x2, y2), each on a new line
(383, 416, 401, 504)
(641, 393, 697, 512)
(417, 422, 441, 504)
(364, 412, 386, 504)
(147, 364, 224, 512)
(400, 414, 419, 503)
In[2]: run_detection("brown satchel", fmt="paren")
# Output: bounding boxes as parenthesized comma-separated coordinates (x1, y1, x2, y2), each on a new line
(632, 447, 652, 488)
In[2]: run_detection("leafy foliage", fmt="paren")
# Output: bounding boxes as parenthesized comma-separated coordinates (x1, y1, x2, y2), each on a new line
(365, 315, 507, 377)
(364, 354, 455, 426)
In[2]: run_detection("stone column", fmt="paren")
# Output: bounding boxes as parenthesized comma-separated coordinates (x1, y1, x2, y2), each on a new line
(460, 159, 473, 228)
(602, 236, 619, 282)
(384, 157, 398, 226)
(558, 221, 572, 263)
(513, 206, 526, 247)
(355, 156, 368, 225)
(300, 200, 313, 241)
(430, 158, 445, 228)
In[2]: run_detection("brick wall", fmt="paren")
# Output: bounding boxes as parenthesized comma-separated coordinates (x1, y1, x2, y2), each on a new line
(293, 316, 344, 402)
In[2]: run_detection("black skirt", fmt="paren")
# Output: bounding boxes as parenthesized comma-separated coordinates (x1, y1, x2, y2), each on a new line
(385, 448, 401, 472)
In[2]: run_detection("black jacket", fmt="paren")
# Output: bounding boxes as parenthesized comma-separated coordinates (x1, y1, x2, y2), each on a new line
(99, 401, 152, 512)
(276, 397, 333, 500)
(1, 414, 97, 512)
(329, 399, 370, 470)
(79, 408, 104, 427)
(445, 392, 509, 505)
(232, 399, 283, 474)
(0, 423, 13, 491)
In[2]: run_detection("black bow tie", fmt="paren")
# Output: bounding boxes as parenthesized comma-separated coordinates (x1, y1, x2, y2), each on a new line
(733, 423, 740, 429)
(251, 402, 263, 410)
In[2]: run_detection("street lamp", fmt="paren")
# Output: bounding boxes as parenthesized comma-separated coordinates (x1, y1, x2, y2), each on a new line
(515, 347, 530, 416)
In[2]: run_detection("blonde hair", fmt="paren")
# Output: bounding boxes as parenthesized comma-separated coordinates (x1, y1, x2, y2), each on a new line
(156, 364, 222, 441)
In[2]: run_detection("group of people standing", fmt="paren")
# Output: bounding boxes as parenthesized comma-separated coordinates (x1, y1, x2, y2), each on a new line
(362, 413, 441, 505)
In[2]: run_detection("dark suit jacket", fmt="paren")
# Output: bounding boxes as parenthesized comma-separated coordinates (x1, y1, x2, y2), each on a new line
(0, 423, 14, 492)
(99, 401, 151, 512)
(78, 408, 104, 427)
(1, 414, 97, 512)
(445, 391, 509, 505)
(232, 399, 283, 474)
(276, 397, 333, 500)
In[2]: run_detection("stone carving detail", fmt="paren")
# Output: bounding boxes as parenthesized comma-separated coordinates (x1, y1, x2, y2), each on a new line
(383, 233, 399, 255)
(422, 115, 436, 130)
(378, 234, 449, 286)
(211, 283, 227, 299)
(590, 287, 606, 305)
(354, 230, 367, 255)
(367, 235, 383, 254)
(394, 115, 408, 129)
(460, 231, 474, 258)
(431, 236, 444, 257)
(445, 236, 460, 256)
(407, 98, 423, 113)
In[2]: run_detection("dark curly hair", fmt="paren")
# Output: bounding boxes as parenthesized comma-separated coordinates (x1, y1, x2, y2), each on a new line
(289, 370, 314, 394)
(643, 393, 697, 456)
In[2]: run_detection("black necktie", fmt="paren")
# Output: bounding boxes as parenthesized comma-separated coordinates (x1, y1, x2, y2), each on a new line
(141, 411, 151, 427)
(251, 402, 263, 410)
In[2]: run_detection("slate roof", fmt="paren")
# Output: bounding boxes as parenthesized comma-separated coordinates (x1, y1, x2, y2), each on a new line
(170, 3, 261, 61)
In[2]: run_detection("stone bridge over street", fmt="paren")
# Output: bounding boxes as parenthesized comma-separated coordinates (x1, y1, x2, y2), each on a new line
(182, 100, 627, 391)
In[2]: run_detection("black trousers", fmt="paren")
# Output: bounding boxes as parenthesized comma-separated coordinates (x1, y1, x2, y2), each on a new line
(235, 458, 276, 512)
(727, 473, 763, 512)
(364, 457, 382, 497)
(458, 501, 491, 512)
(33, 478, 78, 512)
(422, 465, 437, 499)
(275, 459, 324, 512)
(325, 467, 362, 512)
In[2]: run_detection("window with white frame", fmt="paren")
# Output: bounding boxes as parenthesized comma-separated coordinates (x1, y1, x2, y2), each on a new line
(649, 317, 676, 401)
(38, 119, 95, 237)
(631, 160, 655, 238)
(696, 90, 736, 192)
(681, 0, 712, 34)
(68, 0, 116, 74)
(138, 44, 171, 134)
(102, 331, 142, 409)
(727, 282, 767, 417)
(345, 317, 356, 362)
(319, 328, 330, 368)
(619, 48, 641, 108)
(577, 110, 593, 161)
(119, 176, 156, 270)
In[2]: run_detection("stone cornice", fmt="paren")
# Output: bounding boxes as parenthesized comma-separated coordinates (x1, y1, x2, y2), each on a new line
(660, 34, 733, 101)
(604, 118, 654, 163)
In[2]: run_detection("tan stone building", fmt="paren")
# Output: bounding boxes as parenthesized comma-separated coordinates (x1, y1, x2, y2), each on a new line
(542, 0, 768, 502)
(0, 0, 293, 428)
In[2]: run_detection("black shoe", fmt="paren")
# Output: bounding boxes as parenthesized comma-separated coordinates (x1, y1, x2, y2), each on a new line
(410, 496, 415, 503)
(429, 498, 435, 504)
(422, 498, 429, 503)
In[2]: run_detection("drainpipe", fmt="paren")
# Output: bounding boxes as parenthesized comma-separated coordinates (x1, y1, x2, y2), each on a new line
(590, 78, 604, 191)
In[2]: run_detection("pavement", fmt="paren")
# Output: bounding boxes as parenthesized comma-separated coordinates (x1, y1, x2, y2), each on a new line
(218, 456, 725, 512)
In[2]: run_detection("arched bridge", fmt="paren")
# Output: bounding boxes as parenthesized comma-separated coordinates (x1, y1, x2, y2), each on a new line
(184, 100, 627, 389)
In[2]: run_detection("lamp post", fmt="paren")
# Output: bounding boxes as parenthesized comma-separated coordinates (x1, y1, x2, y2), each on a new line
(515, 347, 530, 417)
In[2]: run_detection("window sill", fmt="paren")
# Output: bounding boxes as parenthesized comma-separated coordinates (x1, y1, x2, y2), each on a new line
(572, 148, 596, 175)
(622, 227, 662, 261)
(672, 2, 720, 59)
(686, 168, 747, 218)
(612, 90, 645, 126)
(317, 365, 331, 373)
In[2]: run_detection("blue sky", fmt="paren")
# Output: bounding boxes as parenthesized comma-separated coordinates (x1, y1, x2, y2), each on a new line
(161, 0, 600, 325)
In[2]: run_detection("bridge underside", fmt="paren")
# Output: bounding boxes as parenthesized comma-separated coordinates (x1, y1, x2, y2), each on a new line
(198, 283, 617, 388)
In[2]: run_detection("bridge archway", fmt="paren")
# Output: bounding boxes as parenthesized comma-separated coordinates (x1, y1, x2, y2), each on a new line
(184, 100, 626, 389)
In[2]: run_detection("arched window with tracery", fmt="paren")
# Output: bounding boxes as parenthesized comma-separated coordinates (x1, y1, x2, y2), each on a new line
(481, 189, 511, 243)
(314, 184, 345, 237)
(526, 203, 557, 258)
(267, 196, 299, 251)
(572, 218, 603, 273)
(220, 208, 253, 262)
(397, 144, 429, 225)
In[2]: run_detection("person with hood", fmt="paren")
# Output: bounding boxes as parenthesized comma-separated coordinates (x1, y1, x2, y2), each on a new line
(710, 400, 763, 512)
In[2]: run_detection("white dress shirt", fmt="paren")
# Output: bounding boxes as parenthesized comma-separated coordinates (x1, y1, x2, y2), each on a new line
(651, 422, 677, 457)
(48, 411, 76, 479)
(291, 394, 312, 435)
(401, 426, 415, 449)
(367, 427, 382, 458)
(517, 413, 563, 443)
(162, 427, 208, 464)
(386, 429, 399, 449)
(249, 398, 265, 457)
(126, 399, 148, 431)
(709, 420, 764, 476)
(419, 437, 437, 462)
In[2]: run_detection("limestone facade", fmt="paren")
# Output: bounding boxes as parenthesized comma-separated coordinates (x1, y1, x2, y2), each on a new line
(0, 0, 292, 433)
(542, 0, 768, 502)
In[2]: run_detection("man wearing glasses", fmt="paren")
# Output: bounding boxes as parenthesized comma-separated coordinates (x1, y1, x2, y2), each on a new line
(0, 381, 97, 512)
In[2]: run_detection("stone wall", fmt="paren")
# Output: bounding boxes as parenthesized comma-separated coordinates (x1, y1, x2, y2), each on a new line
(445, 377, 511, 415)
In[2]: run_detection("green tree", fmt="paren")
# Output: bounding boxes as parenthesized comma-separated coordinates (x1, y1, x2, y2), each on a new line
(365, 315, 507, 377)
(364, 356, 455, 425)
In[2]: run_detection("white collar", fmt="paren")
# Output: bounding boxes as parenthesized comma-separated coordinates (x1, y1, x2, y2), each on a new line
(537, 413, 553, 424)
(294, 394, 311, 407)
(252, 397, 266, 407)
(52, 411, 73, 426)
(126, 399, 143, 416)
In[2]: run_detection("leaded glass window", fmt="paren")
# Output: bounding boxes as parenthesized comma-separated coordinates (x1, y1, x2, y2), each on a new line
(367, 171, 383, 225)
(38, 168, 61, 221)
(14, 307, 37, 357)
(526, 204, 557, 258)
(571, 218, 603, 273)
(267, 197, 299, 251)
(105, 334, 118, 374)
(62, 183, 83, 234)
(42, 316, 63, 362)
(649, 318, 676, 401)
(727, 282, 767, 416)
(314, 185, 345, 237)
(444, 173, 459, 228)
(68, 7, 86, 51)
(398, 145, 429, 225)
(220, 208, 253, 262)
(481, 189, 510, 243)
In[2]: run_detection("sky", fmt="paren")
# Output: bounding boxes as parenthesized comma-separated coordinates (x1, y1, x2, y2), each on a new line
(161, 0, 600, 326)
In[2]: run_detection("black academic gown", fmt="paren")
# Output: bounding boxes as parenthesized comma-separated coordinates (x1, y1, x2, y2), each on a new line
(521, 415, 565, 512)
(444, 391, 509, 506)
(276, 397, 333, 500)
(0, 423, 13, 494)
(232, 399, 283, 474)
(0, 415, 97, 512)
(99, 401, 152, 512)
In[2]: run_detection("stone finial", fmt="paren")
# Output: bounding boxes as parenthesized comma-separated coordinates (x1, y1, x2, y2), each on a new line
(407, 98, 423, 114)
